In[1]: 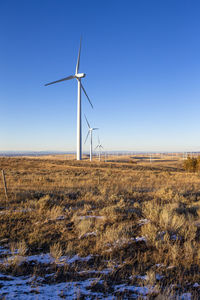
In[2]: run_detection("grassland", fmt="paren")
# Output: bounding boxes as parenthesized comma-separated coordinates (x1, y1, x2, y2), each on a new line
(0, 155, 200, 299)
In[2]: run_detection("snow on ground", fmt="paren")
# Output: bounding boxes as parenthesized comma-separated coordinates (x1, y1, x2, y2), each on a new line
(78, 268, 112, 275)
(181, 293, 192, 300)
(138, 219, 150, 226)
(79, 232, 97, 239)
(0, 251, 94, 266)
(114, 283, 152, 296)
(132, 236, 147, 242)
(0, 246, 10, 256)
(0, 246, 195, 299)
(105, 235, 147, 252)
(67, 254, 93, 264)
(129, 273, 164, 281)
(0, 272, 169, 299)
(0, 274, 107, 299)
(193, 283, 200, 287)
(0, 263, 195, 299)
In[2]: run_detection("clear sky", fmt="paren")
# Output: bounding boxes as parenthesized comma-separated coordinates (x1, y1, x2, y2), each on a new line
(1, 0, 200, 152)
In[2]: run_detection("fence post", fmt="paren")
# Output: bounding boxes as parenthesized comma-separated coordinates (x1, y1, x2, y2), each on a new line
(2, 170, 8, 202)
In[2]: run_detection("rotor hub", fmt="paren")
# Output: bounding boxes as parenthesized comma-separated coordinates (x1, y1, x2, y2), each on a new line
(75, 73, 86, 79)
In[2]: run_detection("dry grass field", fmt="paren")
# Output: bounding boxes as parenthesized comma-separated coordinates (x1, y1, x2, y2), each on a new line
(0, 154, 200, 299)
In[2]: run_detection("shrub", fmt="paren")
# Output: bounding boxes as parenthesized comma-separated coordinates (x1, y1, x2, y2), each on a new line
(50, 243, 62, 261)
(183, 156, 198, 172)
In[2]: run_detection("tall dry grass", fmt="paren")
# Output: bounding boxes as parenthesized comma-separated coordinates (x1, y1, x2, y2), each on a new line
(0, 156, 200, 297)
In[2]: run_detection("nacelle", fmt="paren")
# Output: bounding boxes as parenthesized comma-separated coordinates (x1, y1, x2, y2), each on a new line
(76, 73, 86, 78)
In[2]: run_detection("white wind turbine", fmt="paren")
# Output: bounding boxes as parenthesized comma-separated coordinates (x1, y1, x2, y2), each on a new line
(84, 115, 98, 162)
(44, 39, 93, 160)
(95, 137, 103, 161)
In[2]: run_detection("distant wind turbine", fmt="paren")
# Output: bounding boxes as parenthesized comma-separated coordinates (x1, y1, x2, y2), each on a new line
(84, 115, 98, 161)
(44, 39, 93, 161)
(95, 137, 103, 161)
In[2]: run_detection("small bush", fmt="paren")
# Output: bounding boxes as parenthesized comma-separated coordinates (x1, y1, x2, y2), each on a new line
(183, 156, 198, 172)
(50, 243, 62, 261)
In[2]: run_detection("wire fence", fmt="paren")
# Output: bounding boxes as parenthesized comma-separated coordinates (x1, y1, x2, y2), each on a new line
(0, 151, 196, 206)
(63, 151, 194, 162)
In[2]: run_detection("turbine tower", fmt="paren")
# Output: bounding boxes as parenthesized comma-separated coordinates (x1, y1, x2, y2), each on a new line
(95, 137, 103, 161)
(84, 115, 98, 161)
(44, 39, 93, 160)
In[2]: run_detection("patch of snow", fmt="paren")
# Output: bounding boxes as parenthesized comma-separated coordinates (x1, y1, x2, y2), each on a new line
(170, 234, 182, 241)
(181, 293, 192, 300)
(156, 274, 164, 280)
(113, 236, 147, 248)
(79, 232, 97, 239)
(135, 274, 164, 280)
(29, 253, 93, 265)
(0, 253, 94, 267)
(115, 284, 150, 295)
(78, 268, 112, 275)
(137, 275, 148, 280)
(44, 273, 55, 278)
(131, 236, 147, 242)
(135, 236, 147, 242)
(0, 253, 53, 266)
(193, 282, 200, 287)
(137, 273, 163, 281)
(67, 254, 93, 264)
(112, 238, 130, 247)
(27, 253, 53, 264)
(0, 246, 10, 255)
(0, 274, 106, 299)
(139, 219, 150, 226)
(59, 279, 105, 298)
(105, 236, 147, 251)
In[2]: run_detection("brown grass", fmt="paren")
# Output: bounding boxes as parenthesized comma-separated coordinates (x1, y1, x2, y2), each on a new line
(0, 155, 200, 298)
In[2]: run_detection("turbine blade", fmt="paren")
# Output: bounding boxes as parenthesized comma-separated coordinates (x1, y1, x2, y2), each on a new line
(44, 75, 75, 86)
(100, 145, 104, 149)
(95, 145, 99, 150)
(93, 128, 99, 130)
(84, 131, 90, 144)
(81, 83, 93, 109)
(84, 114, 91, 129)
(76, 38, 82, 74)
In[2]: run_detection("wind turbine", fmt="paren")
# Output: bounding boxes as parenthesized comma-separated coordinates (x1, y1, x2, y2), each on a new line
(84, 115, 98, 161)
(44, 39, 93, 161)
(95, 137, 103, 161)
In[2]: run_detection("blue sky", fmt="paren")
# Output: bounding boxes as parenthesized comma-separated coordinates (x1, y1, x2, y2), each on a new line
(1, 0, 200, 152)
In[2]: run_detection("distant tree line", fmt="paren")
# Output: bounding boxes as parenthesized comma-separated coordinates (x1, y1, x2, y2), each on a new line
(183, 156, 200, 172)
